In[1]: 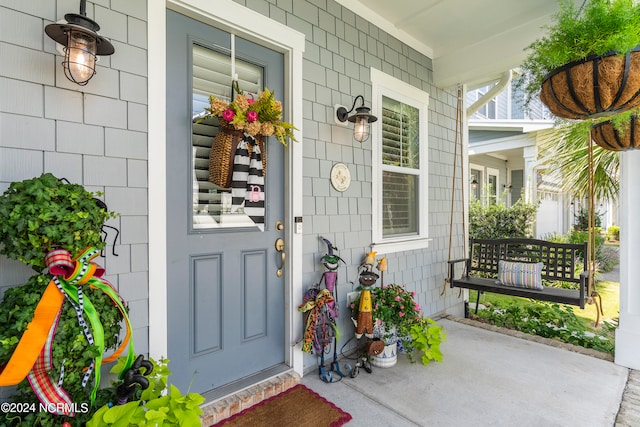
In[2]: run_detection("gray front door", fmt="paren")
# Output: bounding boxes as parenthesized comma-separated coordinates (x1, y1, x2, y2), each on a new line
(166, 10, 285, 393)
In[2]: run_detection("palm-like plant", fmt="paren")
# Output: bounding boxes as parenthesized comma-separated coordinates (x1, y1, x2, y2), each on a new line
(537, 120, 619, 202)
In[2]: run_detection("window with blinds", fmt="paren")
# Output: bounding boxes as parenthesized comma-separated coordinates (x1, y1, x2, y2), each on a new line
(381, 96, 420, 237)
(191, 43, 263, 229)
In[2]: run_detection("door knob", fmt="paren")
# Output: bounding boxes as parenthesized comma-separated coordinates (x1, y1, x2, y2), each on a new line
(275, 238, 285, 277)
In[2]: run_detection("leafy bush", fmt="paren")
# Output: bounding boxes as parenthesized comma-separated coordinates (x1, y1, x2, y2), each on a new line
(469, 199, 538, 239)
(0, 275, 124, 427)
(0, 173, 117, 272)
(597, 245, 619, 273)
(573, 207, 601, 231)
(546, 229, 618, 273)
(88, 357, 205, 427)
(607, 225, 620, 241)
(474, 301, 614, 354)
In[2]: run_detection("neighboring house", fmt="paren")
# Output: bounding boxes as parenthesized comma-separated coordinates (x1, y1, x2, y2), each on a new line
(467, 76, 572, 238)
(467, 76, 619, 237)
(0, 0, 637, 415)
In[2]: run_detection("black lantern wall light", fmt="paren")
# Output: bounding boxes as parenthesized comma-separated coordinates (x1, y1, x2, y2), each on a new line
(45, 0, 114, 86)
(336, 95, 378, 142)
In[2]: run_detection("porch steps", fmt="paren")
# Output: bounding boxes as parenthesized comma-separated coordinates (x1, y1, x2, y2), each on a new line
(199, 370, 300, 425)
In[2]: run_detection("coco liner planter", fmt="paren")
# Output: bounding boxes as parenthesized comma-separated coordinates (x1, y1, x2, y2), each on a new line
(592, 114, 640, 151)
(540, 47, 640, 119)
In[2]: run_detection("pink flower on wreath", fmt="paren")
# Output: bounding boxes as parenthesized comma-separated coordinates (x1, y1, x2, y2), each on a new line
(222, 109, 235, 122)
(246, 111, 258, 122)
(399, 311, 405, 317)
(394, 296, 402, 301)
(411, 291, 416, 297)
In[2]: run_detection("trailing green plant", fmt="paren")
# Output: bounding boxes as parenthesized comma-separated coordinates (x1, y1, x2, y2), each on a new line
(474, 301, 614, 354)
(520, 0, 640, 107)
(0, 275, 123, 427)
(400, 317, 446, 366)
(0, 173, 117, 272)
(469, 199, 538, 239)
(87, 357, 205, 427)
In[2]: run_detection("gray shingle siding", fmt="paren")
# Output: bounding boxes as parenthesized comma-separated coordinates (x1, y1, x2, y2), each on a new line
(237, 0, 463, 368)
(0, 1, 150, 392)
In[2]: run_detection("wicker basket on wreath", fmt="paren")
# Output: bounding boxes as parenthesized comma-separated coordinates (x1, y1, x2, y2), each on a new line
(208, 125, 266, 189)
(591, 114, 640, 152)
(540, 47, 640, 120)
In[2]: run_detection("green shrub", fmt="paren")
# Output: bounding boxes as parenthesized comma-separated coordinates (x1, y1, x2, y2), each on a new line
(573, 207, 601, 231)
(607, 225, 620, 241)
(474, 301, 614, 354)
(0, 173, 117, 272)
(469, 199, 538, 239)
(0, 276, 123, 427)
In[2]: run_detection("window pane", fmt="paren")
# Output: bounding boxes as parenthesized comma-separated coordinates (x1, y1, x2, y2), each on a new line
(382, 171, 418, 237)
(488, 174, 498, 205)
(191, 44, 264, 230)
(381, 96, 419, 169)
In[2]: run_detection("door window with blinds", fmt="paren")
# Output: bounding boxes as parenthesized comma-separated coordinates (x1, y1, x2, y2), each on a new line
(191, 44, 264, 230)
(371, 69, 429, 250)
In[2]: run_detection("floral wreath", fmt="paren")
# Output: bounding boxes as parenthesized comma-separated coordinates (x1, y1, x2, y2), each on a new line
(204, 81, 297, 146)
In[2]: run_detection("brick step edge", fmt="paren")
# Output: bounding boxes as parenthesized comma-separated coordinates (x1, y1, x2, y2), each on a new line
(200, 371, 301, 425)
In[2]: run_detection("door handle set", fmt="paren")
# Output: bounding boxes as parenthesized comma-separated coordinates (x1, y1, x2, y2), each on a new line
(275, 235, 285, 277)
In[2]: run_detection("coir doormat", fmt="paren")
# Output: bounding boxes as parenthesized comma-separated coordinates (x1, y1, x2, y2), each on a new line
(212, 384, 352, 427)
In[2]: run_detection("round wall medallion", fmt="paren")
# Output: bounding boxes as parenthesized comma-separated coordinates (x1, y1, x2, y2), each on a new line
(330, 163, 351, 192)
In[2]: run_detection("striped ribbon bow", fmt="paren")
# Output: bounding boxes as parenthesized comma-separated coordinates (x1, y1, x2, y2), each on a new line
(0, 247, 135, 416)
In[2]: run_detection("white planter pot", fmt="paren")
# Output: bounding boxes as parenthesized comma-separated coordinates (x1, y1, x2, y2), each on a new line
(371, 341, 397, 368)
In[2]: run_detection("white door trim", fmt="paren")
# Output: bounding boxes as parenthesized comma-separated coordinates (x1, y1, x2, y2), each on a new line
(148, 0, 305, 376)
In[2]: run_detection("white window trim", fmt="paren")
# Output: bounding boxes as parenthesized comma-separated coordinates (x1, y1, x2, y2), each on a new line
(487, 166, 500, 205)
(370, 68, 430, 255)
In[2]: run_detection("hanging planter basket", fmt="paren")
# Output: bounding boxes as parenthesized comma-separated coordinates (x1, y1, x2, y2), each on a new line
(540, 47, 640, 120)
(208, 125, 266, 189)
(591, 114, 640, 151)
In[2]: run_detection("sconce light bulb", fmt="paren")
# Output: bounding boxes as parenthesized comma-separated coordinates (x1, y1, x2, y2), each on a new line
(353, 116, 370, 142)
(64, 30, 97, 84)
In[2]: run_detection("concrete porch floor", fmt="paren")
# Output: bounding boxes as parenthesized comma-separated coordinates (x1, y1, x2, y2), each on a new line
(302, 317, 637, 426)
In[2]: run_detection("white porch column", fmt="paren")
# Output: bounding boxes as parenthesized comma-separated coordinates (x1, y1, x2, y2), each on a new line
(523, 146, 537, 204)
(615, 149, 640, 369)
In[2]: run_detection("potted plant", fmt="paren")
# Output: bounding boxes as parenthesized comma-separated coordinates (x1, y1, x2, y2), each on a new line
(351, 284, 446, 367)
(520, 0, 640, 119)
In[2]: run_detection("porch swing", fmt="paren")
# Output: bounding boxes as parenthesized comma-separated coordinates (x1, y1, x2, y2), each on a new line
(445, 86, 602, 320)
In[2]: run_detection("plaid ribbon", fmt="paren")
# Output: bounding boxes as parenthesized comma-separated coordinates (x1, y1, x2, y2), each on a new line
(27, 319, 74, 416)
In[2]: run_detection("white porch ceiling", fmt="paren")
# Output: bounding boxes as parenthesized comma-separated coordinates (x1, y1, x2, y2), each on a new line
(336, 0, 566, 88)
